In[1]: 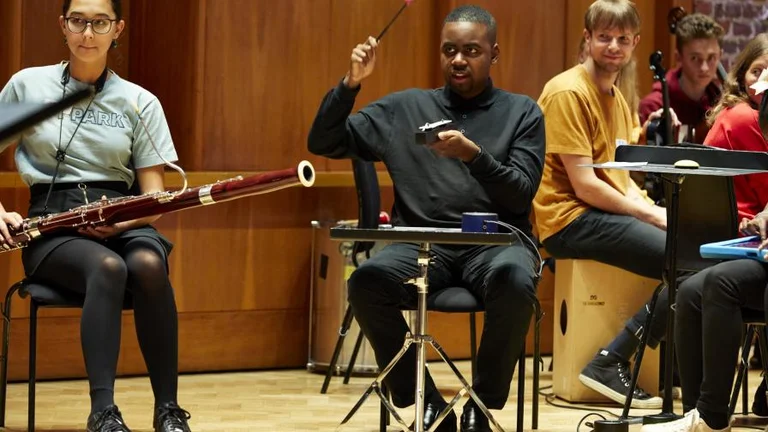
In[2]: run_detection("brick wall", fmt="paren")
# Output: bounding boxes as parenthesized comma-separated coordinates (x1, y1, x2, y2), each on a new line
(695, 0, 768, 70)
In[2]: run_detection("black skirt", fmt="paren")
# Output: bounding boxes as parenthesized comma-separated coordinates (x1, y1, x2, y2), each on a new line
(21, 181, 173, 276)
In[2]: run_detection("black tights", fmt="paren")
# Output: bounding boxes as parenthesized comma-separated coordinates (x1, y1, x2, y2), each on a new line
(32, 236, 179, 414)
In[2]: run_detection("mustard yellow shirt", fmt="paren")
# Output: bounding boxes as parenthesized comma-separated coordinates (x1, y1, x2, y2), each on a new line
(533, 65, 639, 242)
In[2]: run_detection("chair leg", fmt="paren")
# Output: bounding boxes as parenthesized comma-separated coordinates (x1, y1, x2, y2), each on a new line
(743, 351, 749, 416)
(28, 300, 37, 432)
(343, 331, 364, 385)
(757, 327, 768, 401)
(730, 325, 753, 417)
(533, 299, 542, 430)
(0, 281, 21, 427)
(469, 312, 477, 378)
(321, 304, 355, 394)
(517, 340, 525, 432)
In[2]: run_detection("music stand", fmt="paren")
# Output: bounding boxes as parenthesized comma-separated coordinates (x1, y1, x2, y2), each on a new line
(330, 226, 515, 432)
(586, 145, 768, 426)
(0, 88, 91, 146)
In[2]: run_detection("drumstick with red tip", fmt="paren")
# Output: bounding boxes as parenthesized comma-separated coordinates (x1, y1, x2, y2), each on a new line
(376, 0, 415, 42)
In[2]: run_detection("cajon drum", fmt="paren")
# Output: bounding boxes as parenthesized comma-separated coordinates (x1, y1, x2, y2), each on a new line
(553, 259, 661, 403)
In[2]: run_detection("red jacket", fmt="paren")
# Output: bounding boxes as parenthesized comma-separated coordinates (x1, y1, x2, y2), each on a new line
(639, 67, 721, 143)
(704, 102, 768, 220)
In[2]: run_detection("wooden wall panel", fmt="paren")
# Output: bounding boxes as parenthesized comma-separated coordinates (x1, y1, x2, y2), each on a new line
(199, 0, 332, 172)
(655, 0, 696, 74)
(5, 309, 308, 381)
(437, 0, 567, 100)
(128, 0, 200, 169)
(0, 0, 21, 89)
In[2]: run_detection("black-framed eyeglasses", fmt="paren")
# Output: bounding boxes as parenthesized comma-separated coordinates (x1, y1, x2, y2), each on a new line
(65, 16, 117, 35)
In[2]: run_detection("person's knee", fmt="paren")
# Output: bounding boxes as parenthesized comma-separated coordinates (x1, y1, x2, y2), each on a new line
(90, 254, 128, 302)
(675, 280, 701, 316)
(347, 263, 393, 309)
(95, 254, 128, 283)
(486, 261, 535, 299)
(125, 248, 165, 275)
(701, 266, 738, 305)
(125, 249, 170, 295)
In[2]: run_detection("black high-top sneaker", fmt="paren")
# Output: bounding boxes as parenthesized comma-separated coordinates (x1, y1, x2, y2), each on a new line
(579, 349, 663, 409)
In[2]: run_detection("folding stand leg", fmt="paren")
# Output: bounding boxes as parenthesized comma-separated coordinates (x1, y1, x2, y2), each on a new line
(336, 335, 414, 431)
(429, 337, 506, 431)
(621, 282, 665, 419)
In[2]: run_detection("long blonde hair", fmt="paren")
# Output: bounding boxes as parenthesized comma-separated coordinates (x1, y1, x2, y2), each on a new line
(707, 33, 768, 125)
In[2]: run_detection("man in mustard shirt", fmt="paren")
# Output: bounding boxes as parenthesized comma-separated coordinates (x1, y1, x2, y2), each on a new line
(535, 0, 678, 409)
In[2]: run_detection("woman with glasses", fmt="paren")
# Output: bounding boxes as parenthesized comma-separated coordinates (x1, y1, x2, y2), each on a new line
(0, 1, 192, 431)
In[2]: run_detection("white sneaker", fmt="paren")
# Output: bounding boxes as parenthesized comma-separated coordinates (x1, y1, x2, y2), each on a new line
(639, 409, 730, 432)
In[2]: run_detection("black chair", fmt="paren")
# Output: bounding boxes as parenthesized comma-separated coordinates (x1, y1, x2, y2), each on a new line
(320, 159, 382, 394)
(0, 278, 133, 432)
(730, 309, 768, 422)
(323, 159, 544, 431)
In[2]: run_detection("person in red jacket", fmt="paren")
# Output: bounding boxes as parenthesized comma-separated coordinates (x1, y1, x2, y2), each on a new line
(705, 33, 768, 221)
(638, 13, 724, 143)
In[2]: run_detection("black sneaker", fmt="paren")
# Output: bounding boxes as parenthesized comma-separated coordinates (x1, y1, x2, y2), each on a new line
(154, 402, 192, 432)
(87, 405, 132, 432)
(753, 377, 768, 417)
(578, 349, 663, 409)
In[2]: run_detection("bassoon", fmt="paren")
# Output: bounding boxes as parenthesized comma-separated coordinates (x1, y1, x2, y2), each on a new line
(0, 160, 316, 253)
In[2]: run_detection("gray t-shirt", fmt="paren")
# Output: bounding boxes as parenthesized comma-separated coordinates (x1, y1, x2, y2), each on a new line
(0, 63, 178, 187)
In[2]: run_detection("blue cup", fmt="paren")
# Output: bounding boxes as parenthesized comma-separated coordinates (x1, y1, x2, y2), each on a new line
(461, 212, 499, 233)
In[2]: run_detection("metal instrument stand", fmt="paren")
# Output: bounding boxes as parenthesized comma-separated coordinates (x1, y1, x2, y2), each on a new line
(335, 239, 504, 432)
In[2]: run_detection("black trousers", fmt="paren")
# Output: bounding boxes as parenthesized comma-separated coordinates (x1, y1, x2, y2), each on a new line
(675, 259, 768, 416)
(348, 241, 538, 410)
(542, 209, 669, 347)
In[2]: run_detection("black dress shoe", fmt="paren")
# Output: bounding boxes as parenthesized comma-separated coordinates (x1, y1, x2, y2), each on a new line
(410, 401, 457, 431)
(460, 402, 491, 432)
(153, 402, 192, 432)
(87, 405, 132, 432)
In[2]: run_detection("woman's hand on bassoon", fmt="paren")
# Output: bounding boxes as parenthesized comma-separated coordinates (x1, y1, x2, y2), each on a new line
(78, 223, 129, 240)
(77, 196, 134, 240)
(0, 210, 24, 245)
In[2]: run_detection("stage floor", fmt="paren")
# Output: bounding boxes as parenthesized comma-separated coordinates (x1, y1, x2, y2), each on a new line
(0, 356, 763, 431)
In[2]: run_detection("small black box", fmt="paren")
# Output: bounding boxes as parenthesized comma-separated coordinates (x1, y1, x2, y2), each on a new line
(414, 119, 453, 145)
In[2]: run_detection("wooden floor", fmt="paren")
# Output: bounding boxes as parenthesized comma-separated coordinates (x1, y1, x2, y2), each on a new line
(1, 356, 764, 431)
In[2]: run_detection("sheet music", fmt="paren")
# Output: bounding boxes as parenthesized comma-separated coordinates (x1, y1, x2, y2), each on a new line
(587, 162, 648, 168)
